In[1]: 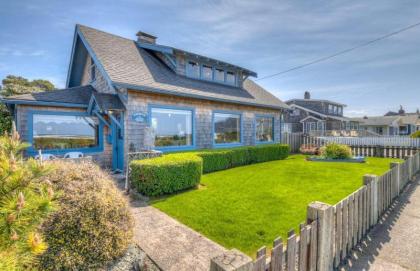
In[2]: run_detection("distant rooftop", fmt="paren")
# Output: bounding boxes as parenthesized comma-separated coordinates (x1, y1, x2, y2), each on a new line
(286, 91, 346, 107)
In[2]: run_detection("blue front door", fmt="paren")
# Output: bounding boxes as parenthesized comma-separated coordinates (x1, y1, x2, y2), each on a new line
(111, 113, 124, 171)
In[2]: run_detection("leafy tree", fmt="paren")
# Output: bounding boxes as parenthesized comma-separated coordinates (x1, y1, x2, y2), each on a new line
(0, 132, 57, 270)
(0, 75, 55, 135)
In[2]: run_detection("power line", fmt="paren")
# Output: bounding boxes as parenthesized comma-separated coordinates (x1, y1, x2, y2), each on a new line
(256, 21, 420, 81)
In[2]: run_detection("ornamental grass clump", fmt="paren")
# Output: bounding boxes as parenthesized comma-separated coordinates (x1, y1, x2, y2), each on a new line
(39, 161, 133, 270)
(411, 130, 420, 138)
(0, 132, 57, 270)
(320, 143, 352, 159)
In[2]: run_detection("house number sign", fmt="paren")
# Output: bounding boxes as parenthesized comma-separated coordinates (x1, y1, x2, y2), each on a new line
(131, 112, 147, 123)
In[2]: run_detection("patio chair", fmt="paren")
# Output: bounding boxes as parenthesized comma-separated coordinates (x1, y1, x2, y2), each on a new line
(34, 153, 57, 161)
(63, 152, 84, 159)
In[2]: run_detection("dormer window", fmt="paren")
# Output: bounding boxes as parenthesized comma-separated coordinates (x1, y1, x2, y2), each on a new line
(187, 61, 200, 78)
(226, 71, 236, 85)
(202, 65, 213, 80)
(185, 59, 238, 86)
(215, 68, 224, 82)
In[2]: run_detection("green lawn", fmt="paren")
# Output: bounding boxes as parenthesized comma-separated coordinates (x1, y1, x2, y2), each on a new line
(151, 154, 400, 256)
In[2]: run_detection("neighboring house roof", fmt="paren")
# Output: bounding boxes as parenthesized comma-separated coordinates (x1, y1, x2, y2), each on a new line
(352, 114, 420, 127)
(400, 114, 420, 125)
(351, 116, 400, 126)
(92, 92, 125, 111)
(1, 85, 94, 108)
(289, 104, 351, 121)
(286, 98, 346, 107)
(73, 25, 288, 110)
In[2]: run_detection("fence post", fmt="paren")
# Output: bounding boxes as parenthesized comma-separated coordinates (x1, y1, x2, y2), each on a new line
(210, 249, 253, 271)
(307, 201, 334, 271)
(363, 174, 378, 225)
(390, 162, 401, 195)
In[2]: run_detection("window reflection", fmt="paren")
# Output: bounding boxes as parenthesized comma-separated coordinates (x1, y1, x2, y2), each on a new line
(151, 107, 193, 147)
(33, 114, 99, 150)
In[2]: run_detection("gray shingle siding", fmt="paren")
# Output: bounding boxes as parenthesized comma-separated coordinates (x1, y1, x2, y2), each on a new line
(124, 91, 281, 158)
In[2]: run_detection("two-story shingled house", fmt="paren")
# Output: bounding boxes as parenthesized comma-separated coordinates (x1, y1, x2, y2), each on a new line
(1, 25, 289, 171)
(284, 91, 359, 134)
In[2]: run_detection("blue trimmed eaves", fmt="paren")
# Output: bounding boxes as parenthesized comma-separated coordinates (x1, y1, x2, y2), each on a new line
(113, 82, 287, 111)
(66, 25, 116, 92)
(0, 99, 88, 108)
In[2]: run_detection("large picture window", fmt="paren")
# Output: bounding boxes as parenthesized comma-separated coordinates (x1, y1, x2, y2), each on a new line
(256, 116, 274, 142)
(150, 107, 193, 148)
(213, 112, 241, 144)
(32, 114, 99, 150)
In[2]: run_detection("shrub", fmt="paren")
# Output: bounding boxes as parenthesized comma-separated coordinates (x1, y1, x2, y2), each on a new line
(0, 132, 56, 270)
(197, 150, 232, 173)
(130, 144, 289, 196)
(197, 144, 289, 173)
(131, 153, 202, 196)
(248, 144, 289, 163)
(39, 161, 133, 270)
(410, 130, 420, 138)
(230, 147, 251, 167)
(320, 143, 352, 159)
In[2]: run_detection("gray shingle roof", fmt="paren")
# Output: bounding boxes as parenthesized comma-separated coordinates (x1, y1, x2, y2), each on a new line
(3, 85, 94, 105)
(400, 114, 420, 125)
(286, 99, 346, 107)
(352, 114, 420, 126)
(92, 92, 125, 111)
(78, 25, 288, 110)
(351, 116, 400, 126)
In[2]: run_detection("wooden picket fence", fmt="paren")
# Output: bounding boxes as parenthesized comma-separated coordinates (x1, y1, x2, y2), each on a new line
(211, 152, 420, 271)
(252, 220, 318, 271)
(281, 132, 304, 153)
(299, 134, 419, 159)
(319, 136, 420, 148)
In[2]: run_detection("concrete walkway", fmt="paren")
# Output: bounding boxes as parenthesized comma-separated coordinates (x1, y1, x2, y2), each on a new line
(112, 175, 226, 271)
(130, 201, 227, 271)
(343, 174, 420, 271)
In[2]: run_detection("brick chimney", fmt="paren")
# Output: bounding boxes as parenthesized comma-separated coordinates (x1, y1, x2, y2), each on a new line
(304, 91, 311, 100)
(136, 31, 157, 44)
(398, 105, 405, 115)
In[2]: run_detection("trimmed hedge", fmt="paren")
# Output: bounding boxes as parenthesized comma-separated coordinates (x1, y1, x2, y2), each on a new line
(131, 153, 202, 196)
(198, 150, 232, 173)
(197, 144, 289, 173)
(130, 144, 289, 196)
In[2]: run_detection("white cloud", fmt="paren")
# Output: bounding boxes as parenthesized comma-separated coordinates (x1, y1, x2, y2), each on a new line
(0, 47, 46, 57)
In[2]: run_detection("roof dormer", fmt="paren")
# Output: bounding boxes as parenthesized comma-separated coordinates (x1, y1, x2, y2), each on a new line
(134, 29, 256, 88)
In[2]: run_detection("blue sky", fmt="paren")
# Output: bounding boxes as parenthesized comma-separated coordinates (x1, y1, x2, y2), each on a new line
(0, 0, 419, 116)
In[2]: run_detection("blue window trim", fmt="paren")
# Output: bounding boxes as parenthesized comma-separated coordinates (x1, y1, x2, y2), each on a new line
(212, 110, 243, 148)
(255, 114, 275, 145)
(27, 110, 104, 156)
(148, 104, 196, 152)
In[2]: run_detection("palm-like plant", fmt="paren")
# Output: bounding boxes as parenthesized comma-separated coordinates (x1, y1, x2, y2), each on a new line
(0, 131, 56, 270)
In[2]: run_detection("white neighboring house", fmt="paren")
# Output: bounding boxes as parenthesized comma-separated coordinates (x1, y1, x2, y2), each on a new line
(352, 112, 420, 136)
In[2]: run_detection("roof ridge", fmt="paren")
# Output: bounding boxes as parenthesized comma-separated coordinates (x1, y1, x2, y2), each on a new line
(77, 24, 135, 43)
